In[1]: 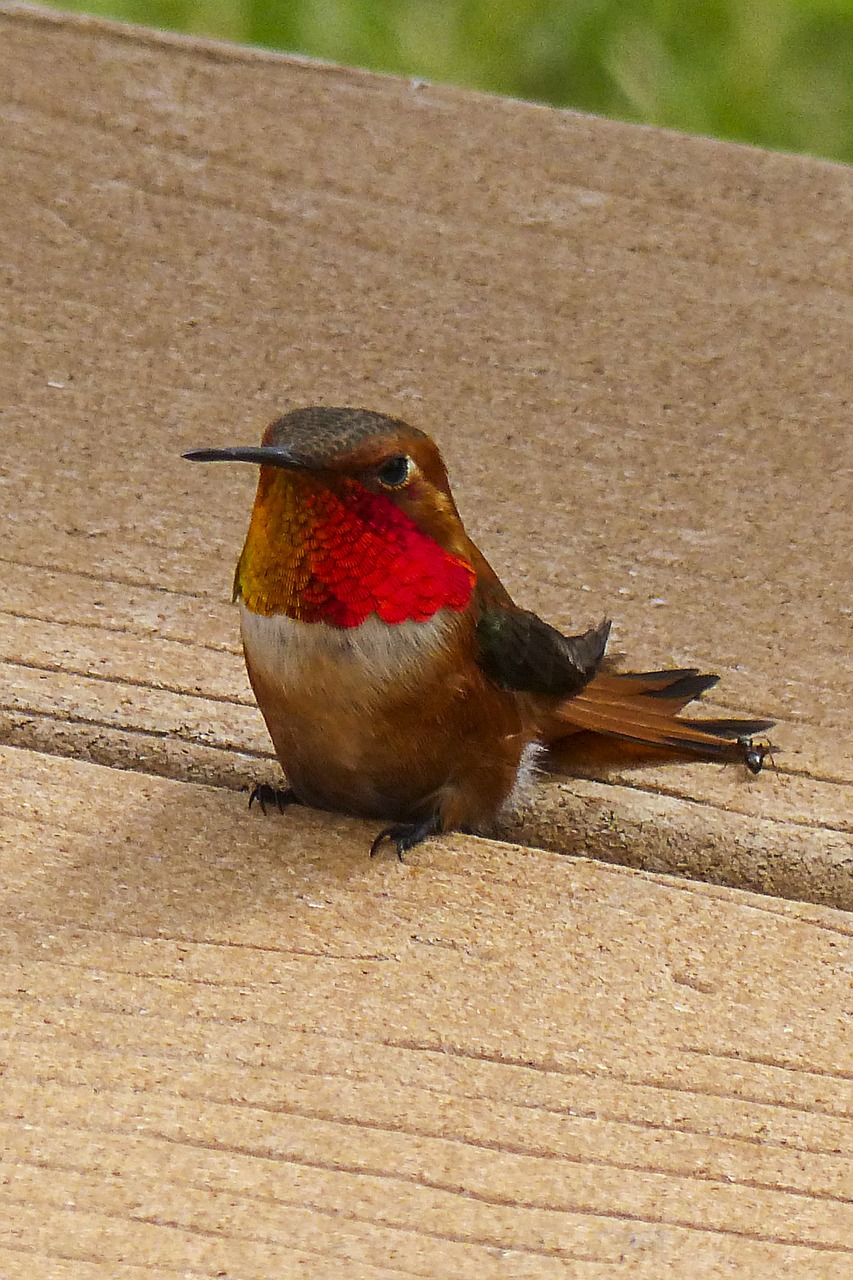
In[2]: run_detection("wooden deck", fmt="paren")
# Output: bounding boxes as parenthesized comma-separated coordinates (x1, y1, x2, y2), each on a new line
(1, 7, 850, 1276)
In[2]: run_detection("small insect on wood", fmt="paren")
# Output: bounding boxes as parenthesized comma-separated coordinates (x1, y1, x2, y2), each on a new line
(738, 735, 776, 775)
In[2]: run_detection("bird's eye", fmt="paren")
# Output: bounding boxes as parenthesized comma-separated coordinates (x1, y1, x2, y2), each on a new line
(375, 455, 413, 488)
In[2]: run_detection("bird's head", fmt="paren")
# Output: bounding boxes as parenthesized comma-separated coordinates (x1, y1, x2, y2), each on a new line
(185, 407, 477, 627)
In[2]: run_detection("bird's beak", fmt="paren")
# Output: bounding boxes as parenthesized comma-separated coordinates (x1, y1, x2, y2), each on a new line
(183, 446, 310, 469)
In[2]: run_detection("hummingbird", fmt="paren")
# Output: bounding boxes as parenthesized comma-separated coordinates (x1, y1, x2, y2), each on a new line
(185, 407, 774, 857)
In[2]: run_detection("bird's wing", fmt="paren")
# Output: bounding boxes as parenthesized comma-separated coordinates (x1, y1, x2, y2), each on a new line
(475, 606, 611, 698)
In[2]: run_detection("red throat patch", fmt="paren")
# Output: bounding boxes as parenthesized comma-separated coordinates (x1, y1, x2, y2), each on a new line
(236, 470, 476, 627)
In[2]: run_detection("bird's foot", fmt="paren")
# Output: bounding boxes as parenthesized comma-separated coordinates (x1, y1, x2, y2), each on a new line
(369, 815, 441, 862)
(737, 735, 776, 775)
(249, 784, 302, 815)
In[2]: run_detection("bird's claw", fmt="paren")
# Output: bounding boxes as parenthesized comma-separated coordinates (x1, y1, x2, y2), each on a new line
(249, 784, 301, 815)
(369, 816, 441, 861)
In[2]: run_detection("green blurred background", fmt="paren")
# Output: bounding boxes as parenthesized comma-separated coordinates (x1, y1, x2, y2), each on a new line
(47, 0, 853, 162)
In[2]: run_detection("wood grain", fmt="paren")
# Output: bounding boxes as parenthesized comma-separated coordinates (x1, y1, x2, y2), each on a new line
(0, 8, 851, 1273)
(1, 745, 851, 1277)
(1, 6, 850, 906)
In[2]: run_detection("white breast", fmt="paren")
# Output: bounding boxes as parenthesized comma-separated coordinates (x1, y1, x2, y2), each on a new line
(239, 604, 462, 711)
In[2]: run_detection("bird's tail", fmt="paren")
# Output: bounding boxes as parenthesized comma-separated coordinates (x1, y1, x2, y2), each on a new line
(543, 668, 775, 766)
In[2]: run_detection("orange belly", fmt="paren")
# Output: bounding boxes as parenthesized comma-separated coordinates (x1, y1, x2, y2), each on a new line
(239, 604, 529, 829)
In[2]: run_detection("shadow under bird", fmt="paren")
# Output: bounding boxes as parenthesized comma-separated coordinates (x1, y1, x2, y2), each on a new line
(185, 407, 774, 857)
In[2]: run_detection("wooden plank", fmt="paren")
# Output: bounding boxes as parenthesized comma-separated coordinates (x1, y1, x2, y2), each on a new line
(1, 744, 851, 1277)
(0, 8, 851, 1273)
(0, 7, 850, 908)
(2, 601, 850, 906)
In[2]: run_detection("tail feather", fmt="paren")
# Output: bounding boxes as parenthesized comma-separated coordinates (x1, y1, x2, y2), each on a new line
(544, 668, 774, 764)
(586, 670, 718, 708)
(643, 673, 719, 702)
